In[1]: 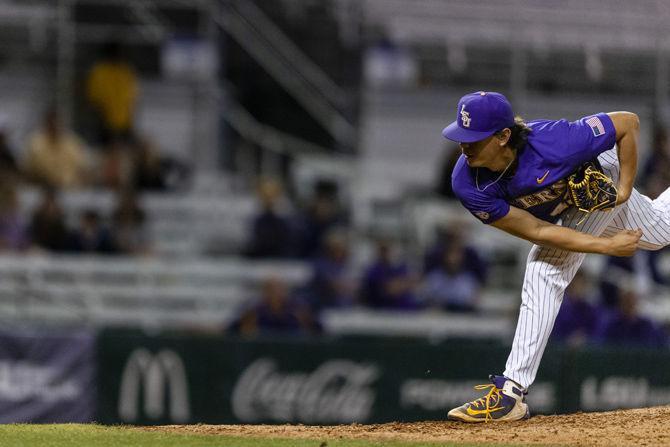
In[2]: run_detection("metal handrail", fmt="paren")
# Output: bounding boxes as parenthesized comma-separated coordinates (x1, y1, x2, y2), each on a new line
(234, 0, 348, 109)
(223, 98, 333, 155)
(216, 3, 356, 148)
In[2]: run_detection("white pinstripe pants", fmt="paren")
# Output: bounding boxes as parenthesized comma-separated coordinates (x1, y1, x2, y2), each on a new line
(503, 147, 670, 389)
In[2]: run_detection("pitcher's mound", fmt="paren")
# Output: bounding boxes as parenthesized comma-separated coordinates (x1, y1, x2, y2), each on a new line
(145, 405, 670, 446)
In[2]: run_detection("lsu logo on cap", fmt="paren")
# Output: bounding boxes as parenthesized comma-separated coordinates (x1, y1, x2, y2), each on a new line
(460, 104, 471, 128)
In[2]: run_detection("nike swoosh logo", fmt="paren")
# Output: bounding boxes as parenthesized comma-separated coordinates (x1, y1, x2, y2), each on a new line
(536, 170, 550, 184)
(466, 406, 505, 416)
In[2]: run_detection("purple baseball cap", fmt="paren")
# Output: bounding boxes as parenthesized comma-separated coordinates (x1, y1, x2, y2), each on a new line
(442, 91, 515, 143)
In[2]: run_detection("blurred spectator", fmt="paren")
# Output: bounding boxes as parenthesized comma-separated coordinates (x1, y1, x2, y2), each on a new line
(68, 209, 116, 254)
(100, 138, 134, 190)
(305, 230, 357, 309)
(360, 239, 421, 310)
(29, 189, 70, 252)
(295, 179, 348, 258)
(363, 35, 419, 88)
(552, 271, 598, 346)
(111, 190, 150, 255)
(85, 41, 138, 144)
(419, 242, 481, 312)
(233, 277, 320, 336)
(423, 222, 488, 283)
(593, 289, 668, 349)
(131, 137, 169, 191)
(598, 253, 661, 308)
(23, 109, 90, 189)
(0, 182, 29, 251)
(436, 143, 462, 198)
(0, 115, 20, 181)
(598, 256, 630, 308)
(641, 126, 670, 196)
(244, 177, 293, 258)
(647, 248, 670, 286)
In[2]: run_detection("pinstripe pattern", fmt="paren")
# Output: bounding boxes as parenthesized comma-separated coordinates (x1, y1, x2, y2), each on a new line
(503, 147, 670, 388)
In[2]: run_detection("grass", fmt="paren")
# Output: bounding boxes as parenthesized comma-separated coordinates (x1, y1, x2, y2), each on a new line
(0, 424, 546, 447)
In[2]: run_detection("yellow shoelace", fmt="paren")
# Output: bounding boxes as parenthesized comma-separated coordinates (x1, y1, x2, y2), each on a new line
(468, 384, 505, 421)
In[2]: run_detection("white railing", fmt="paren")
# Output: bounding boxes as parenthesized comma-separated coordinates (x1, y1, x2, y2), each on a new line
(0, 254, 310, 329)
(321, 308, 514, 339)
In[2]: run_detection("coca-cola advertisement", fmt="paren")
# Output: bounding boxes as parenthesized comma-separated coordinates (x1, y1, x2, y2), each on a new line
(97, 331, 568, 424)
(231, 358, 379, 423)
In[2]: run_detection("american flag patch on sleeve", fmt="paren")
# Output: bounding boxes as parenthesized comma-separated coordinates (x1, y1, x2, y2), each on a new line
(586, 116, 605, 137)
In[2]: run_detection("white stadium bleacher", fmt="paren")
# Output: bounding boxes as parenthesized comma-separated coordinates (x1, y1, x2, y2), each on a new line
(10, 177, 670, 336)
(0, 0, 668, 340)
(0, 252, 524, 338)
(0, 254, 311, 329)
(18, 187, 257, 256)
(360, 0, 669, 52)
(321, 307, 514, 339)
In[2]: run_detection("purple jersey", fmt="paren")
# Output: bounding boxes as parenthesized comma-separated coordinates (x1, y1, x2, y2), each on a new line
(451, 113, 617, 224)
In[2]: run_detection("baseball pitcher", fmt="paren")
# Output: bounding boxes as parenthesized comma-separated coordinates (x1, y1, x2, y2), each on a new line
(443, 91, 659, 422)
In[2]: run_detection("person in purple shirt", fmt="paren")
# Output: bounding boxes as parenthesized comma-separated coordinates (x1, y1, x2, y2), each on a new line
(551, 271, 598, 345)
(420, 242, 481, 312)
(593, 289, 668, 349)
(360, 239, 420, 310)
(0, 182, 29, 251)
(441, 91, 670, 423)
(306, 230, 357, 309)
(232, 277, 320, 336)
(423, 222, 488, 284)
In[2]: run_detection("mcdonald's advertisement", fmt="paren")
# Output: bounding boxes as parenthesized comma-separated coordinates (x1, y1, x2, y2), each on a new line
(95, 330, 670, 425)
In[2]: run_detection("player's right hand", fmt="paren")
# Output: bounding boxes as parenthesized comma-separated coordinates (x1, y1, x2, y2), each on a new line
(606, 229, 642, 257)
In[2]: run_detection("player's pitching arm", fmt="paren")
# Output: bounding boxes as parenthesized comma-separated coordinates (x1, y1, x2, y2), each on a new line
(607, 111, 639, 206)
(492, 206, 641, 256)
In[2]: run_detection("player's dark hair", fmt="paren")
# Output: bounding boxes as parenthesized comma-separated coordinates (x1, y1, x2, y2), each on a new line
(497, 116, 531, 152)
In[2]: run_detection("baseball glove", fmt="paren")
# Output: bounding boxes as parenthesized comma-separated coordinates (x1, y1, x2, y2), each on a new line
(567, 161, 618, 214)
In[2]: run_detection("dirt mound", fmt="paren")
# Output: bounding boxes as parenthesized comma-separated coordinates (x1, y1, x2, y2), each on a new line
(145, 406, 670, 446)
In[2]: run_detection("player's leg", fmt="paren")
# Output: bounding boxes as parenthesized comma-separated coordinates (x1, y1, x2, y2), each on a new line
(448, 183, 624, 423)
(597, 146, 670, 249)
(503, 247, 584, 388)
(600, 188, 670, 250)
(448, 147, 624, 423)
(503, 147, 624, 389)
(502, 203, 619, 389)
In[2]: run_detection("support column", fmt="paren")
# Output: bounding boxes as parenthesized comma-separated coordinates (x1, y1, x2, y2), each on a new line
(510, 43, 527, 111)
(656, 39, 669, 123)
(56, 0, 75, 127)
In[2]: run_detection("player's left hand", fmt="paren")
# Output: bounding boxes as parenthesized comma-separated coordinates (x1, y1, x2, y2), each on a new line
(605, 228, 642, 256)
